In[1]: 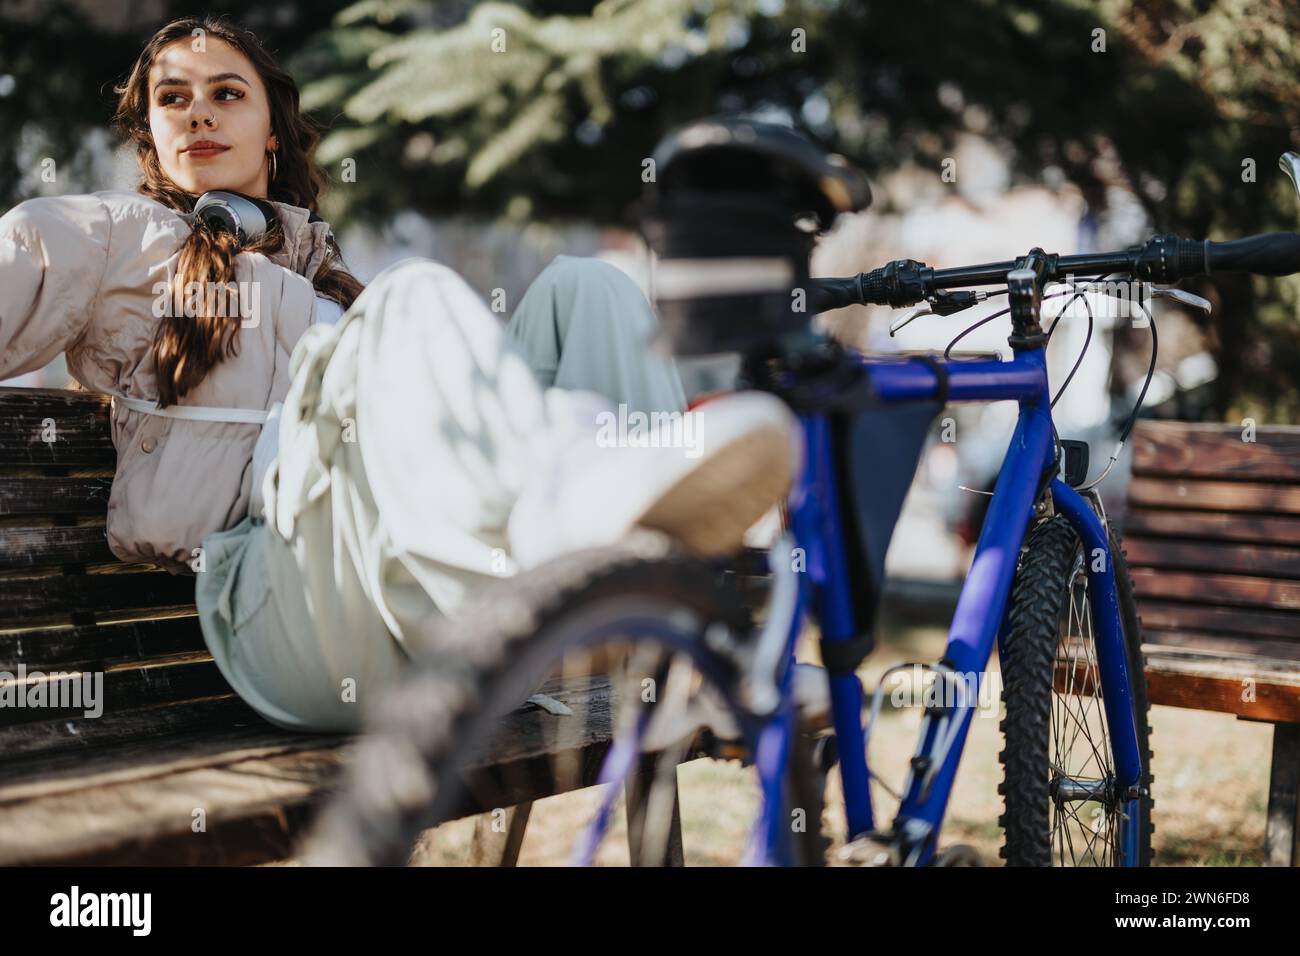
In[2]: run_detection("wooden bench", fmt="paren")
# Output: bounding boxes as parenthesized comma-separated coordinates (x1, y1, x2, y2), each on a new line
(866, 419, 1300, 865)
(0, 386, 687, 866)
(1124, 418, 1300, 867)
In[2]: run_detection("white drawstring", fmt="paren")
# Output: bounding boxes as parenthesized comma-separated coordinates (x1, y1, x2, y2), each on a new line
(108, 391, 272, 425)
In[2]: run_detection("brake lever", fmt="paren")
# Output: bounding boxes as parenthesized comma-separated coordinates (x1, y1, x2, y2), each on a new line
(1280, 151, 1300, 211)
(1151, 287, 1212, 314)
(889, 290, 986, 336)
(889, 304, 932, 335)
(1053, 279, 1211, 316)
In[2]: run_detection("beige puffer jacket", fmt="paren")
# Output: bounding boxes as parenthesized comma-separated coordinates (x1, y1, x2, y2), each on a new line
(0, 190, 335, 573)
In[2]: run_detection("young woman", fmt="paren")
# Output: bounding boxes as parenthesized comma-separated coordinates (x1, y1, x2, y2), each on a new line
(0, 17, 799, 733)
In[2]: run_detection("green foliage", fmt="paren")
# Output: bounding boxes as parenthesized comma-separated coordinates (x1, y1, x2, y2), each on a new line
(2, 0, 1298, 417)
(293, 0, 1300, 419)
(295, 0, 760, 224)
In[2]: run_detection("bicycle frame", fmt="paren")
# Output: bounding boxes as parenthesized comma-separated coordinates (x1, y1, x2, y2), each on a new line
(760, 343, 1145, 866)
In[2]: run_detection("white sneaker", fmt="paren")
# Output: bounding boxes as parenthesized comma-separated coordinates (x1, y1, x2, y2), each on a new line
(507, 390, 801, 569)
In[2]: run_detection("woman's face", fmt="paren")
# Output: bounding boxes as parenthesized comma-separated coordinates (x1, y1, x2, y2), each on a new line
(147, 36, 277, 198)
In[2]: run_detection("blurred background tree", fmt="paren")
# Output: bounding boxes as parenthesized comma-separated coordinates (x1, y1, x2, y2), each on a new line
(2, 0, 1297, 419)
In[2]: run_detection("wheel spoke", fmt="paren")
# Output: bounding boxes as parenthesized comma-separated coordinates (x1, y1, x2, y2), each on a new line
(1047, 553, 1125, 866)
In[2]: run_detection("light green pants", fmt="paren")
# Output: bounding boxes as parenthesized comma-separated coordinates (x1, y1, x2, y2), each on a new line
(196, 255, 686, 733)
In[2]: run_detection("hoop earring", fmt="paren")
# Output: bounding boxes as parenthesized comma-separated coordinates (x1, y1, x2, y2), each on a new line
(267, 150, 278, 183)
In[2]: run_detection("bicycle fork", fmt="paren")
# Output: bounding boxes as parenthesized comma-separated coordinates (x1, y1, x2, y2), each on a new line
(753, 390, 1144, 865)
(884, 427, 1144, 865)
(794, 395, 1141, 865)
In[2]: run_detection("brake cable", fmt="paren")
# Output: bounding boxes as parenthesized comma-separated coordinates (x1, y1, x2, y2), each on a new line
(1077, 294, 1159, 492)
(1047, 281, 1095, 408)
(940, 275, 1102, 360)
(919, 269, 1160, 491)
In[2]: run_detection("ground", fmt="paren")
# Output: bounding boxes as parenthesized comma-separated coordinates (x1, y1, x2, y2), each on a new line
(408, 622, 1271, 866)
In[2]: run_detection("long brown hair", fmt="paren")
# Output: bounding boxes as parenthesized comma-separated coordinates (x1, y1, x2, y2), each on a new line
(112, 16, 364, 406)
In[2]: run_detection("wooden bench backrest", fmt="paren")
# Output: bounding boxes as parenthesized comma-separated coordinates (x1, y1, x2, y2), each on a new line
(0, 387, 247, 760)
(1126, 419, 1300, 664)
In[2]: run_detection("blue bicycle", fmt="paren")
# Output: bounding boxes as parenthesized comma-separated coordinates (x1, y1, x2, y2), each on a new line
(305, 123, 1300, 867)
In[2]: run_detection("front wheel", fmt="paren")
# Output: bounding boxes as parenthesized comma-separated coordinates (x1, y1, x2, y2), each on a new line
(999, 514, 1154, 866)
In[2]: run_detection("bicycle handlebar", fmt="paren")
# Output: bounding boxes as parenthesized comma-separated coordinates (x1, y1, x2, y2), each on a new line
(808, 231, 1300, 312)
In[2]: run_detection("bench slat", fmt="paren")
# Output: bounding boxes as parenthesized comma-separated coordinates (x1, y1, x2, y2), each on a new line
(1131, 566, 1300, 612)
(1136, 597, 1300, 642)
(0, 615, 205, 671)
(1140, 646, 1300, 723)
(1132, 420, 1300, 482)
(1056, 646, 1300, 721)
(0, 727, 345, 865)
(0, 656, 232, 728)
(0, 388, 114, 468)
(0, 570, 195, 627)
(1124, 509, 1300, 547)
(1128, 476, 1300, 515)
(0, 477, 113, 516)
(1141, 628, 1300, 664)
(1125, 537, 1300, 579)
(0, 525, 114, 569)
(0, 695, 250, 763)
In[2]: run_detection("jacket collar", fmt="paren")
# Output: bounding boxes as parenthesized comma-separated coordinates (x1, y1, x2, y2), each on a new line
(266, 199, 336, 282)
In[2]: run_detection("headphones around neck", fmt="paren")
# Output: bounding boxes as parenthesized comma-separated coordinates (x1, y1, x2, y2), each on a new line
(189, 190, 279, 247)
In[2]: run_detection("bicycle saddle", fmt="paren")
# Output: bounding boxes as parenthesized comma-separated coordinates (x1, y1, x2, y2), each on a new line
(640, 116, 872, 355)
(648, 115, 872, 232)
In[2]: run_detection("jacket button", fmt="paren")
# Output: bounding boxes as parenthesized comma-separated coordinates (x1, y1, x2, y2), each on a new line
(141, 436, 156, 453)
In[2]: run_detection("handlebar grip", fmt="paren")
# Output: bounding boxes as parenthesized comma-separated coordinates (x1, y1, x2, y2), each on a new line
(1206, 232, 1300, 276)
(807, 275, 867, 312)
(810, 260, 935, 310)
